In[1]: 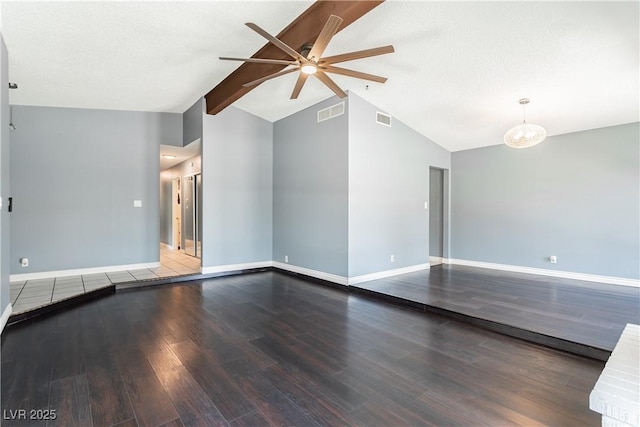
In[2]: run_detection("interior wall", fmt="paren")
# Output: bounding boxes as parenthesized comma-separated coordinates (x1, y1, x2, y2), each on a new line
(347, 93, 451, 277)
(451, 122, 640, 280)
(183, 98, 203, 147)
(159, 174, 172, 246)
(10, 106, 180, 274)
(159, 153, 201, 247)
(273, 96, 349, 277)
(0, 34, 10, 318)
(201, 106, 272, 268)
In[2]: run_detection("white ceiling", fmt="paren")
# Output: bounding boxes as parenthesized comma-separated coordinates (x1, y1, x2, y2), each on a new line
(2, 1, 638, 152)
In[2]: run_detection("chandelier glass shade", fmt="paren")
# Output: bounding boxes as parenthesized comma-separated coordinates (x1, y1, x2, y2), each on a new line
(503, 98, 546, 148)
(503, 122, 547, 148)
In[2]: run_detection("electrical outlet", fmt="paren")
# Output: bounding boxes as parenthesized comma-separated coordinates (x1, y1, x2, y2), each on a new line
(390, 255, 395, 263)
(20, 257, 28, 267)
(550, 255, 557, 264)
(284, 255, 288, 263)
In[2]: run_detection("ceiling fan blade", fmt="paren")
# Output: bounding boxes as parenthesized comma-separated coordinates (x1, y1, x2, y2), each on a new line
(245, 23, 303, 61)
(243, 67, 299, 87)
(322, 65, 387, 83)
(320, 45, 395, 65)
(220, 57, 298, 66)
(290, 73, 309, 99)
(314, 72, 347, 98)
(307, 15, 343, 61)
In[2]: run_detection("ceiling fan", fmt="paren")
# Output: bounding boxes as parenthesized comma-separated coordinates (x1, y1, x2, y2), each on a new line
(219, 15, 394, 99)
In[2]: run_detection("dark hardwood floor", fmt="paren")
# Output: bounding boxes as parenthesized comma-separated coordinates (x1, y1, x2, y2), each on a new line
(355, 264, 640, 352)
(2, 271, 603, 426)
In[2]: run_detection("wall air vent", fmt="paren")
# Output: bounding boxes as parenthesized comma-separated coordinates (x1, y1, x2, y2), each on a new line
(317, 102, 345, 123)
(376, 111, 392, 127)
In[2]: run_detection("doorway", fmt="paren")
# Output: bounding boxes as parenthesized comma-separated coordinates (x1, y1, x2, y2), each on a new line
(429, 167, 445, 266)
(182, 173, 201, 259)
(160, 140, 202, 276)
(172, 178, 181, 250)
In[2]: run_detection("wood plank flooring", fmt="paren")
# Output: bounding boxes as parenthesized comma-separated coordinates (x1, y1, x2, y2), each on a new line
(1, 271, 603, 426)
(355, 264, 640, 352)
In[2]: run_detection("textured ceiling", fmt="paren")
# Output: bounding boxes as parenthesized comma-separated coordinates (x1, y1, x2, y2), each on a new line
(2, 1, 638, 151)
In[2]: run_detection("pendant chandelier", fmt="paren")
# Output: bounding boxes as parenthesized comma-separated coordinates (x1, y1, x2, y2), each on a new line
(503, 98, 546, 148)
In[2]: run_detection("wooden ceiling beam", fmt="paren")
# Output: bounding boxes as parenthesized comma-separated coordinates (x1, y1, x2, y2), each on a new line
(205, 0, 384, 115)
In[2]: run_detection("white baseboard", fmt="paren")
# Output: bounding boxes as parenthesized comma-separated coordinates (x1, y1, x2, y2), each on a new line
(348, 263, 431, 285)
(272, 262, 348, 286)
(1, 303, 13, 333)
(201, 261, 273, 275)
(447, 259, 640, 288)
(10, 262, 162, 282)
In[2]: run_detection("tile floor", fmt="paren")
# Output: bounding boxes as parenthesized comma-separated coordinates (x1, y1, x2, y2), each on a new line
(9, 247, 201, 315)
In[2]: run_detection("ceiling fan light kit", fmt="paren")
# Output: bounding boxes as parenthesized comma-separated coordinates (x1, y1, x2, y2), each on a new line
(300, 63, 318, 75)
(503, 98, 547, 148)
(220, 14, 394, 100)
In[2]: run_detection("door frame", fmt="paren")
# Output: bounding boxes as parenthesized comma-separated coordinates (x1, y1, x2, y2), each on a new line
(172, 177, 181, 250)
(182, 172, 201, 258)
(429, 167, 450, 266)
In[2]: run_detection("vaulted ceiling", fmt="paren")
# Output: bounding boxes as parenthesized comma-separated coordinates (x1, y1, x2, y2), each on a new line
(2, 1, 638, 151)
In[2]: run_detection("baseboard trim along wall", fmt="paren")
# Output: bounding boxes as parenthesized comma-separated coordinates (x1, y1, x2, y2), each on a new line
(348, 263, 431, 285)
(1, 303, 13, 333)
(201, 261, 273, 275)
(272, 261, 348, 286)
(446, 259, 640, 288)
(9, 262, 162, 282)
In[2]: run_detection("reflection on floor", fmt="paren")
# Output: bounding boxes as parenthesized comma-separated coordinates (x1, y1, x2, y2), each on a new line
(9, 246, 200, 315)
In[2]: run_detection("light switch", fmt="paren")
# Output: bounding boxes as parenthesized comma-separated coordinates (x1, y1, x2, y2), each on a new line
(424, 202, 428, 210)
(134, 200, 142, 208)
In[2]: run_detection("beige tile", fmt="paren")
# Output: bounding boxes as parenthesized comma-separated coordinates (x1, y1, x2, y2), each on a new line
(109, 276, 135, 283)
(18, 290, 52, 299)
(54, 276, 82, 283)
(52, 292, 83, 302)
(129, 270, 157, 279)
(83, 273, 109, 279)
(84, 283, 111, 291)
(12, 301, 49, 313)
(22, 282, 54, 289)
(27, 279, 55, 285)
(15, 298, 51, 308)
(83, 276, 111, 283)
(54, 282, 85, 290)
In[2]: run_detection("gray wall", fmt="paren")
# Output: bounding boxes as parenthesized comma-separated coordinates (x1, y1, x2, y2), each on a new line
(159, 154, 201, 247)
(0, 35, 10, 315)
(159, 174, 172, 246)
(10, 106, 168, 273)
(159, 112, 182, 147)
(273, 96, 349, 277)
(183, 98, 203, 147)
(348, 93, 451, 277)
(202, 106, 272, 268)
(451, 122, 640, 279)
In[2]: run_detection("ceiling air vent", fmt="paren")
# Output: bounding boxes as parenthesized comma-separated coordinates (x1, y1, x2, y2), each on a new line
(376, 111, 392, 127)
(317, 102, 345, 123)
